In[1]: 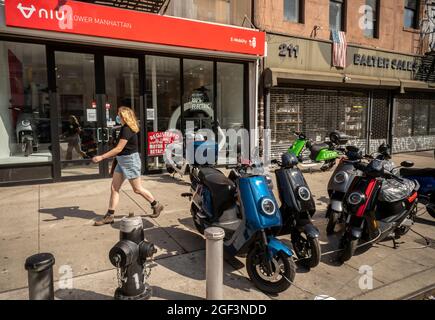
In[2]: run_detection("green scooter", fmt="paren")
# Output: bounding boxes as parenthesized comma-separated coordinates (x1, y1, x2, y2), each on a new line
(288, 131, 349, 172)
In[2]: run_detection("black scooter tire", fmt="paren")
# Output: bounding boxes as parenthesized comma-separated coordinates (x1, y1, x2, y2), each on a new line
(427, 194, 435, 219)
(427, 204, 435, 219)
(340, 238, 358, 263)
(166, 165, 175, 174)
(326, 209, 339, 235)
(246, 249, 295, 294)
(293, 236, 321, 269)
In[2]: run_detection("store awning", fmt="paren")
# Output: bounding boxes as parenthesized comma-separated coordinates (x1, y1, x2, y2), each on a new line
(76, 0, 166, 13)
(264, 68, 435, 91)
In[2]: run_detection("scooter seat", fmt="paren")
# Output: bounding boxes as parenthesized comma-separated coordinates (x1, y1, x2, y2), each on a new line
(198, 168, 236, 217)
(310, 143, 329, 161)
(401, 168, 435, 178)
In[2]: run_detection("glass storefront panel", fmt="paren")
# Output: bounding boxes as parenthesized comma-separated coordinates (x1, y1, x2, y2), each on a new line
(0, 42, 51, 167)
(217, 62, 244, 130)
(55, 51, 99, 177)
(145, 56, 181, 171)
(183, 59, 214, 133)
(104, 56, 140, 173)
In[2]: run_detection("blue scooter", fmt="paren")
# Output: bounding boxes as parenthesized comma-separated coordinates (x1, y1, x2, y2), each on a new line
(401, 167, 435, 218)
(183, 162, 296, 294)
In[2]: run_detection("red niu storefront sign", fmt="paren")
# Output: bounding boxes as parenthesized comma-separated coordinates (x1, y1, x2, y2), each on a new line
(147, 131, 181, 157)
(5, 0, 265, 56)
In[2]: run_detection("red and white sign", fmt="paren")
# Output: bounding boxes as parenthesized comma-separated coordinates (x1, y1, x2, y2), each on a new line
(147, 131, 181, 157)
(5, 0, 265, 56)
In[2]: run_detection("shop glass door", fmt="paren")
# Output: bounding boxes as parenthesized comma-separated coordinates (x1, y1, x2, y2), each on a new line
(103, 56, 141, 175)
(54, 51, 103, 178)
(182, 59, 215, 135)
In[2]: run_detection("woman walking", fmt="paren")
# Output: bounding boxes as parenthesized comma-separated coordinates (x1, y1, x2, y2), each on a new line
(93, 106, 163, 226)
(65, 115, 88, 160)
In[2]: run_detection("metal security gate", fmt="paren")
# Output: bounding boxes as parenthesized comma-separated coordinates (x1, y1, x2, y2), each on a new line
(269, 88, 371, 159)
(392, 92, 435, 153)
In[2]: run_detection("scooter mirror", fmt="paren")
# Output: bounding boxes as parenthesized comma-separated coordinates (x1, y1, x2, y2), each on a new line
(401, 161, 414, 168)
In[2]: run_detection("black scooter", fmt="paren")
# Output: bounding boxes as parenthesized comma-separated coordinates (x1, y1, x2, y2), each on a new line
(271, 153, 321, 268)
(340, 158, 419, 262)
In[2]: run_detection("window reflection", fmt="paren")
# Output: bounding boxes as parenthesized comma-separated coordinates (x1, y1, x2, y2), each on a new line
(0, 41, 51, 165)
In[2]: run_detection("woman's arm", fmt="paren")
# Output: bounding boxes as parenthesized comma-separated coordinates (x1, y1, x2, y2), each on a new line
(92, 139, 128, 163)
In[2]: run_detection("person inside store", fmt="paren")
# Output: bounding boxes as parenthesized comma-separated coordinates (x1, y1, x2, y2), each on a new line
(65, 115, 88, 160)
(92, 106, 164, 226)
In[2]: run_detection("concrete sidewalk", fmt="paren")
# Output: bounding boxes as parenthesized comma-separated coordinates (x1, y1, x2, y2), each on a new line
(0, 152, 434, 300)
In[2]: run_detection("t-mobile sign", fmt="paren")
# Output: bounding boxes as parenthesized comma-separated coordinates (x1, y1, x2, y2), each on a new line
(5, 0, 265, 56)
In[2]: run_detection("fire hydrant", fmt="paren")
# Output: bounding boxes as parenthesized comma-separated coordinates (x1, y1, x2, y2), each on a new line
(109, 214, 157, 300)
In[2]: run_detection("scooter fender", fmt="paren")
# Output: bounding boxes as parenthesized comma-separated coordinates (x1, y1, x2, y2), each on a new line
(330, 200, 343, 213)
(267, 237, 293, 258)
(303, 224, 320, 239)
(350, 227, 363, 240)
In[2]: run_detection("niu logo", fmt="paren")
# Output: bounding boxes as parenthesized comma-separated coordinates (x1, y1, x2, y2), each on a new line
(17, 3, 36, 19)
(16, 2, 73, 30)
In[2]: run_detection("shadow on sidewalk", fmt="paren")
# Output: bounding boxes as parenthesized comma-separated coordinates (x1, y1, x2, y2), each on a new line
(152, 286, 202, 300)
(39, 207, 100, 221)
(416, 216, 435, 227)
(55, 289, 112, 300)
(146, 174, 191, 187)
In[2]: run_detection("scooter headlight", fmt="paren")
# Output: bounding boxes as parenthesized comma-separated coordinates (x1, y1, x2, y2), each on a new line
(297, 187, 311, 202)
(348, 192, 365, 206)
(21, 120, 31, 127)
(334, 172, 348, 184)
(261, 198, 276, 216)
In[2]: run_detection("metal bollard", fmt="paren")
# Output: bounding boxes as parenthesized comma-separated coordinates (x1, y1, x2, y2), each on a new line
(24, 253, 55, 300)
(205, 227, 225, 300)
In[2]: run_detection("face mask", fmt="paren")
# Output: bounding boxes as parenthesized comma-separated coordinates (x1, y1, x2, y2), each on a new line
(115, 115, 121, 125)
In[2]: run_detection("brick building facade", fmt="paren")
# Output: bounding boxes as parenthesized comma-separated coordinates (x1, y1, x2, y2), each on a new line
(254, 0, 435, 158)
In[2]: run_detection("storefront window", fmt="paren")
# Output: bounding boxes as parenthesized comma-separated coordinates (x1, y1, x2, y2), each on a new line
(165, 0, 252, 26)
(145, 56, 181, 171)
(183, 59, 214, 133)
(394, 94, 435, 153)
(0, 41, 51, 166)
(55, 51, 99, 177)
(217, 62, 244, 130)
(430, 104, 435, 135)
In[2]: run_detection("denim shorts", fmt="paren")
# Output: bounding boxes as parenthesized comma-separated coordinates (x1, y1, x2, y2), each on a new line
(115, 152, 142, 180)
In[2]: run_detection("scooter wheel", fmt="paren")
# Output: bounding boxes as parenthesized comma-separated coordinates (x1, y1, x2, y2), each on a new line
(166, 165, 175, 174)
(340, 238, 358, 263)
(427, 203, 435, 219)
(246, 248, 295, 294)
(292, 235, 321, 269)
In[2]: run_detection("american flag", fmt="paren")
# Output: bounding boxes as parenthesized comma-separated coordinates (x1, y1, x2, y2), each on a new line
(332, 30, 347, 69)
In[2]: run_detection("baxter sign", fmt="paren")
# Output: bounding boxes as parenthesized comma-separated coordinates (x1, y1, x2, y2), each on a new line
(5, 0, 265, 56)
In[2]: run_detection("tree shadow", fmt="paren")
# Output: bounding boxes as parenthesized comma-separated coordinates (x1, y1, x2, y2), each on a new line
(151, 286, 203, 300)
(416, 216, 435, 227)
(55, 288, 113, 300)
(315, 196, 330, 206)
(145, 174, 191, 187)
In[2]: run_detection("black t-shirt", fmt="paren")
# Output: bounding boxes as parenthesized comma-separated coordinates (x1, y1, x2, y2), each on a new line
(67, 123, 80, 136)
(118, 125, 138, 156)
